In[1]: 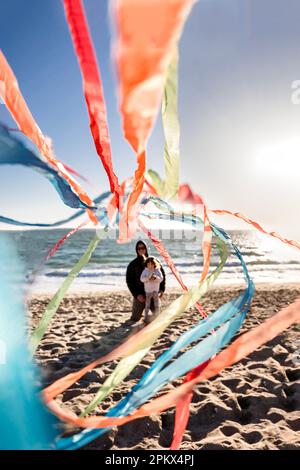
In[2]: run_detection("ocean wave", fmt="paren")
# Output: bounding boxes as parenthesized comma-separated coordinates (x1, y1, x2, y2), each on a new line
(46, 269, 125, 278)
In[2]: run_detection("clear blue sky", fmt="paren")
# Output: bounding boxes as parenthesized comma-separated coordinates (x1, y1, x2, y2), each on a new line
(1, 0, 300, 238)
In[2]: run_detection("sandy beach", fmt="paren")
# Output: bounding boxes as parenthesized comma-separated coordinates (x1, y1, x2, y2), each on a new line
(28, 284, 300, 450)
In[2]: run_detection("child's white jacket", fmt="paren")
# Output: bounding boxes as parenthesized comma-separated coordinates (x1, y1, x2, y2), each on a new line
(140, 268, 163, 293)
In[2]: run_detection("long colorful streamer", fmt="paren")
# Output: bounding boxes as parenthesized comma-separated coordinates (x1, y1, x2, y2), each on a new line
(0, 236, 59, 450)
(170, 359, 210, 450)
(161, 52, 180, 200)
(0, 189, 111, 227)
(0, 124, 92, 210)
(29, 235, 101, 354)
(114, 0, 196, 241)
(0, 50, 96, 217)
(63, 0, 121, 207)
(138, 219, 206, 316)
(211, 209, 300, 251)
(138, 194, 252, 448)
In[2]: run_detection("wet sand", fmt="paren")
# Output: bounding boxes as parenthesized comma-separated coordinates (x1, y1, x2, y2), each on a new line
(29, 284, 300, 450)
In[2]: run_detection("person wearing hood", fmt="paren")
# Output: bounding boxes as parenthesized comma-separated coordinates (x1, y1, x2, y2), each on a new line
(126, 240, 166, 322)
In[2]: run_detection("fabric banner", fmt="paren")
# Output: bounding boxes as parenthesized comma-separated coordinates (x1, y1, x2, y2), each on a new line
(63, 0, 121, 206)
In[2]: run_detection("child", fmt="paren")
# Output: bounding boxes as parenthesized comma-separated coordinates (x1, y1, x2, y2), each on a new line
(140, 256, 163, 324)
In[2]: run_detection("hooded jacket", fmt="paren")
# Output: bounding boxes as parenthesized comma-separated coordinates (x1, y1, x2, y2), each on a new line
(126, 240, 166, 298)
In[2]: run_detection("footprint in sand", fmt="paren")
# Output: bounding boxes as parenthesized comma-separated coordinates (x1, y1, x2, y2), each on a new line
(237, 395, 251, 410)
(42, 342, 64, 350)
(220, 424, 240, 437)
(282, 383, 299, 397)
(287, 418, 300, 432)
(285, 368, 300, 382)
(62, 389, 84, 402)
(267, 409, 286, 423)
(242, 430, 263, 444)
(221, 378, 240, 389)
(283, 397, 298, 412)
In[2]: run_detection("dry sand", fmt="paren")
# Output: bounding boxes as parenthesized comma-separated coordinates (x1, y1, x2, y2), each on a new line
(29, 284, 300, 450)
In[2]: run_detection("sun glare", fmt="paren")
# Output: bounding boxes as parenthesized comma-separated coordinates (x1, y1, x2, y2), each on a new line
(255, 138, 300, 181)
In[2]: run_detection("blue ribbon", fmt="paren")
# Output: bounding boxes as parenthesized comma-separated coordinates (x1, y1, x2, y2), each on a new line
(0, 236, 60, 449)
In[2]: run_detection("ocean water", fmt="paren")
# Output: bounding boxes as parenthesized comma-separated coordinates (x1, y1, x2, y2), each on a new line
(1, 228, 299, 294)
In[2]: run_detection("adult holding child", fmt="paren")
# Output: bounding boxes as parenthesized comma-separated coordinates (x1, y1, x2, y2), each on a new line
(126, 240, 165, 323)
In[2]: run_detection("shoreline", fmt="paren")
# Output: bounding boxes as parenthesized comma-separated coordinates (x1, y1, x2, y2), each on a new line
(28, 281, 300, 299)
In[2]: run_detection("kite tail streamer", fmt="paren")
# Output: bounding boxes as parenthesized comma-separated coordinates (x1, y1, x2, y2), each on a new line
(118, 150, 146, 242)
(162, 52, 180, 200)
(0, 184, 111, 228)
(29, 234, 102, 354)
(114, 0, 196, 241)
(170, 223, 251, 449)
(140, 196, 212, 446)
(138, 218, 206, 316)
(0, 236, 59, 449)
(63, 0, 121, 207)
(201, 204, 212, 282)
(169, 223, 254, 449)
(170, 360, 210, 450)
(140, 198, 252, 448)
(166, 188, 212, 446)
(146, 170, 165, 196)
(44, 221, 90, 262)
(142, 194, 212, 286)
(58, 161, 93, 186)
(7, 128, 90, 184)
(178, 184, 203, 205)
(144, 175, 161, 196)
(170, 198, 211, 448)
(25, 220, 90, 302)
(0, 124, 94, 211)
(160, 29, 212, 276)
(211, 209, 300, 251)
(0, 51, 95, 214)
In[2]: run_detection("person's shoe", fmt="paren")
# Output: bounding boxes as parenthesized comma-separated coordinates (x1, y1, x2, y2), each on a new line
(129, 317, 139, 323)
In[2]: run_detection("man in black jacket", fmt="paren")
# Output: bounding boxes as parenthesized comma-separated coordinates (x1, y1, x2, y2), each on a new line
(126, 240, 165, 322)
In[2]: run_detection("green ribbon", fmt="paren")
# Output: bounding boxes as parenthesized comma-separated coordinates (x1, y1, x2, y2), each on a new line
(30, 234, 102, 354)
(162, 52, 180, 200)
(147, 52, 180, 200)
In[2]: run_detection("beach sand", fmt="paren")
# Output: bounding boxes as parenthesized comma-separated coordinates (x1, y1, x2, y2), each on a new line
(29, 284, 300, 450)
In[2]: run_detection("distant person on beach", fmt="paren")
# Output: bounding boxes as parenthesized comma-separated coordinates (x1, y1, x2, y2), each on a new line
(126, 240, 165, 322)
(140, 256, 163, 324)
